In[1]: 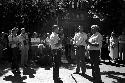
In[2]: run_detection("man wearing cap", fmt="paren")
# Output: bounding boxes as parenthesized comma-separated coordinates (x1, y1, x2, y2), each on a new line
(49, 25, 63, 83)
(86, 25, 103, 83)
(18, 28, 29, 67)
(118, 32, 125, 63)
(8, 28, 20, 73)
(73, 25, 87, 75)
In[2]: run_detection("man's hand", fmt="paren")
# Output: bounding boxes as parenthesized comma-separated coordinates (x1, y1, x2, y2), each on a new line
(85, 40, 99, 47)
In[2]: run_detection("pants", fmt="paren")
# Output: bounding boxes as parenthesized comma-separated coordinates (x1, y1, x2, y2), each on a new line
(20, 45, 29, 65)
(89, 50, 101, 83)
(65, 44, 72, 63)
(7, 47, 12, 62)
(11, 47, 20, 70)
(75, 46, 86, 73)
(52, 49, 61, 81)
(119, 43, 125, 61)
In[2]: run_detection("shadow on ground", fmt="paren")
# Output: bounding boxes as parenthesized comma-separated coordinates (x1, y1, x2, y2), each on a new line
(23, 67, 36, 78)
(0, 60, 11, 77)
(3, 66, 37, 83)
(101, 71, 125, 83)
(79, 73, 94, 82)
(100, 60, 125, 67)
(72, 73, 94, 83)
(3, 71, 27, 83)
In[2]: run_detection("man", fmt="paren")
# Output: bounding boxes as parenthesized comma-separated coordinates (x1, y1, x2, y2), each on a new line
(86, 25, 103, 83)
(49, 25, 63, 83)
(18, 28, 29, 67)
(118, 32, 125, 63)
(8, 28, 20, 73)
(73, 25, 87, 75)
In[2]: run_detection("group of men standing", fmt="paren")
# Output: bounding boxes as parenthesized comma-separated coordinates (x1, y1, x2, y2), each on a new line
(8, 27, 29, 73)
(7, 24, 103, 83)
(49, 24, 103, 83)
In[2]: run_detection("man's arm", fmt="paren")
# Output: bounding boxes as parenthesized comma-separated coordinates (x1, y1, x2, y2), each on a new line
(85, 40, 99, 47)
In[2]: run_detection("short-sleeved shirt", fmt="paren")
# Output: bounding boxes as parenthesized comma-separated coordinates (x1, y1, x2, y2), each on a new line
(73, 32, 88, 46)
(49, 32, 62, 49)
(87, 32, 103, 50)
(18, 33, 28, 47)
(8, 34, 19, 48)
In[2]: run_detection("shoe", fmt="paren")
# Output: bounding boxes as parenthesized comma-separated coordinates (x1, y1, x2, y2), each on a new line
(81, 73, 86, 76)
(54, 77, 62, 83)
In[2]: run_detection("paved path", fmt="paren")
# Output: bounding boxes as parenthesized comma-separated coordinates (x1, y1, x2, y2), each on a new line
(0, 61, 125, 83)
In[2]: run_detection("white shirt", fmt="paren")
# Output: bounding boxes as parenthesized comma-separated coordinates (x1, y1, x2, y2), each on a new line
(49, 32, 62, 49)
(8, 34, 19, 48)
(87, 32, 103, 50)
(18, 33, 28, 47)
(73, 32, 87, 46)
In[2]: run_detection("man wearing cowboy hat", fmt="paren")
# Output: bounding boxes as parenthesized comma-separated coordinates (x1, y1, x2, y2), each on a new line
(86, 25, 103, 83)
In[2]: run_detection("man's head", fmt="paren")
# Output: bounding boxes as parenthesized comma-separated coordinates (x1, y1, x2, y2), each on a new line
(21, 28, 25, 34)
(16, 27, 19, 32)
(111, 32, 115, 37)
(91, 25, 99, 34)
(9, 30, 12, 35)
(33, 32, 38, 38)
(52, 25, 59, 34)
(12, 27, 18, 35)
(46, 33, 50, 37)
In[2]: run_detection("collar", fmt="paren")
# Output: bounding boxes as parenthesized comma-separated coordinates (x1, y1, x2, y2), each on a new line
(52, 32, 58, 35)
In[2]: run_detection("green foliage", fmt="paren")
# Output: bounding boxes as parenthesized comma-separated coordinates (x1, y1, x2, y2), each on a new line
(0, 0, 124, 34)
